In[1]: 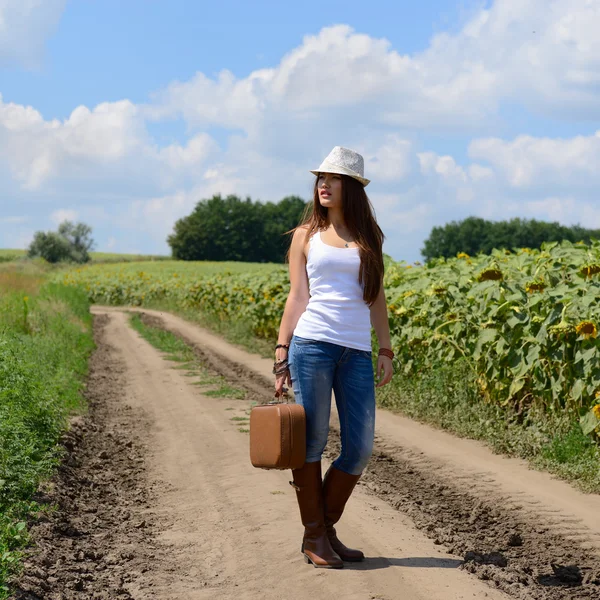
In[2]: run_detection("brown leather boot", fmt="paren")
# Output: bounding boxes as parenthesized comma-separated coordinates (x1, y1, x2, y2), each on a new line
(290, 461, 343, 569)
(322, 466, 364, 562)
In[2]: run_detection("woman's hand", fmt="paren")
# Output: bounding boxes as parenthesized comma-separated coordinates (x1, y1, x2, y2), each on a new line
(274, 347, 291, 397)
(274, 369, 291, 397)
(375, 355, 393, 388)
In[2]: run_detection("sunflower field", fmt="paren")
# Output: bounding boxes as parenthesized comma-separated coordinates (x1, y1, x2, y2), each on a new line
(385, 240, 600, 439)
(59, 240, 600, 439)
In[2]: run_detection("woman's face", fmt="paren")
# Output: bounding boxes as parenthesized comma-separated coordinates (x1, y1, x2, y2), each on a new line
(317, 172, 343, 209)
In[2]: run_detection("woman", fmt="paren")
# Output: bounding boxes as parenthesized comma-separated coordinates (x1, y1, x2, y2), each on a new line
(274, 146, 394, 569)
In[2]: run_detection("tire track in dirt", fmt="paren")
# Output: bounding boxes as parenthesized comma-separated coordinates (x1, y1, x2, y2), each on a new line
(11, 314, 166, 599)
(95, 308, 510, 600)
(130, 308, 600, 599)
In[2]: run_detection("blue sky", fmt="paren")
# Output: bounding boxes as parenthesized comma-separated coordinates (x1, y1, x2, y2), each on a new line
(1, 0, 599, 262)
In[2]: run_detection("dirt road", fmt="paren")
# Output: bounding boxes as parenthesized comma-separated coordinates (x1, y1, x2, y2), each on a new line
(13, 307, 600, 599)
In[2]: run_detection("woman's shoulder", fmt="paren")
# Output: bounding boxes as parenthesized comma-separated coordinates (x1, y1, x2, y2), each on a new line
(292, 224, 311, 243)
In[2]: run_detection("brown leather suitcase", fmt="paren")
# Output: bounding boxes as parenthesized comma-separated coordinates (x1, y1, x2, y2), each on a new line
(250, 401, 306, 470)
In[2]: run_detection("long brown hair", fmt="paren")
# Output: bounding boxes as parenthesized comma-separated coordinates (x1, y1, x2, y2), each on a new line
(293, 174, 385, 305)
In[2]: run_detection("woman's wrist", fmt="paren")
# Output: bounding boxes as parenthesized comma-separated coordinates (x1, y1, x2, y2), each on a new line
(275, 342, 290, 360)
(378, 347, 394, 360)
(275, 341, 290, 362)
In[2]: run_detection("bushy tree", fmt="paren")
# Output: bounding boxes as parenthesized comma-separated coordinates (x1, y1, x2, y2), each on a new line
(57, 221, 94, 263)
(28, 220, 94, 264)
(259, 196, 308, 262)
(28, 231, 73, 263)
(422, 216, 600, 261)
(168, 194, 307, 263)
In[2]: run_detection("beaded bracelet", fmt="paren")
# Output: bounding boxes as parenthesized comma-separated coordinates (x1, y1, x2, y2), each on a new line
(378, 348, 395, 360)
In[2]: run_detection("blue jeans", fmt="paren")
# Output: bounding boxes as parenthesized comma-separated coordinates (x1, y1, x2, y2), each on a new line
(288, 335, 376, 476)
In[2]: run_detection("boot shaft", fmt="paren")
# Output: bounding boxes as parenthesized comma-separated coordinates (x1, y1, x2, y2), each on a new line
(322, 466, 361, 527)
(290, 460, 325, 532)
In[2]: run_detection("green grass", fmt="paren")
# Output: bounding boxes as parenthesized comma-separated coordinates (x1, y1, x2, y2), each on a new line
(87, 251, 171, 263)
(0, 250, 26, 263)
(0, 283, 94, 597)
(377, 360, 600, 493)
(129, 313, 197, 359)
(128, 314, 246, 400)
(204, 385, 246, 399)
(0, 249, 170, 264)
(138, 297, 275, 359)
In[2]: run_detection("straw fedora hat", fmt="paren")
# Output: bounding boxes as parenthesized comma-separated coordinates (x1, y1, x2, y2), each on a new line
(310, 146, 370, 187)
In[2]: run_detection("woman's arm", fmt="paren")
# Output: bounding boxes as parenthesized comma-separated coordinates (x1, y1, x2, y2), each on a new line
(370, 284, 394, 388)
(274, 227, 310, 395)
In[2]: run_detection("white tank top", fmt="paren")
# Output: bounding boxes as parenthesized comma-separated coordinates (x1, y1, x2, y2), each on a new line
(293, 231, 372, 352)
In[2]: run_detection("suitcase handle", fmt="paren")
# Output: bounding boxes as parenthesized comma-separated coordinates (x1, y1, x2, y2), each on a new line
(266, 390, 290, 405)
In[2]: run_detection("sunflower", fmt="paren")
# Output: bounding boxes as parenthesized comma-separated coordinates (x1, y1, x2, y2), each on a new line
(457, 252, 470, 259)
(477, 376, 488, 392)
(575, 320, 598, 339)
(525, 281, 546, 293)
(548, 322, 573, 339)
(477, 268, 503, 282)
(580, 264, 600, 278)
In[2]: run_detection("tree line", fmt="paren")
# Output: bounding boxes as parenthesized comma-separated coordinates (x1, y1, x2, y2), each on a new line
(26, 199, 600, 265)
(421, 216, 600, 262)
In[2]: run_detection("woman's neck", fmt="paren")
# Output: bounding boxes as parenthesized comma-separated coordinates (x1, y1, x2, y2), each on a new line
(327, 208, 346, 231)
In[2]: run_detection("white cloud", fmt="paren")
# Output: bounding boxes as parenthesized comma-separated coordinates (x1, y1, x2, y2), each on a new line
(469, 130, 600, 188)
(0, 96, 145, 189)
(418, 153, 468, 183)
(468, 164, 495, 182)
(519, 196, 600, 228)
(365, 136, 413, 182)
(50, 209, 77, 224)
(159, 133, 217, 171)
(144, 24, 498, 133)
(0, 94, 218, 192)
(424, 0, 600, 118)
(0, 0, 66, 67)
